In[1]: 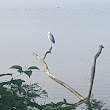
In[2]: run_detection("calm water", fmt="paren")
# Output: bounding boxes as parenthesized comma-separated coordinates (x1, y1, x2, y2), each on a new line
(0, 0, 110, 107)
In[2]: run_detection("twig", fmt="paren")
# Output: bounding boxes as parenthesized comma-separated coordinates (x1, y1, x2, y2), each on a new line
(43, 46, 52, 59)
(12, 73, 22, 79)
(87, 45, 104, 99)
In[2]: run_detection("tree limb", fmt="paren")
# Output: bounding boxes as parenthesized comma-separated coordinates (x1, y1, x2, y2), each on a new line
(33, 52, 84, 100)
(33, 44, 104, 105)
(87, 45, 104, 99)
(74, 98, 87, 107)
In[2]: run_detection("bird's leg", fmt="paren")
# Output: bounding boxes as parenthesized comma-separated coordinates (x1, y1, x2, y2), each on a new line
(51, 41, 52, 47)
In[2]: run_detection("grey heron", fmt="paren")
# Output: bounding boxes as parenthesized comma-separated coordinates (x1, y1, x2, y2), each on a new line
(48, 32, 55, 46)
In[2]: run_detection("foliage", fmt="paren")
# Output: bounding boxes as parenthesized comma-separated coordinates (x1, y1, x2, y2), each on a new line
(42, 98, 108, 110)
(0, 65, 47, 110)
(10, 65, 40, 77)
(82, 98, 108, 110)
(42, 99, 75, 110)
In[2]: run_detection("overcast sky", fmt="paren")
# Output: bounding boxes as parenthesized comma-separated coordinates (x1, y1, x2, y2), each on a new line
(0, 0, 110, 104)
(0, 0, 110, 7)
(0, 0, 110, 70)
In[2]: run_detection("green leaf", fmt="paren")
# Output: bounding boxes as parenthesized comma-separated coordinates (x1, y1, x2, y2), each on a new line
(0, 73, 12, 77)
(10, 65, 22, 70)
(24, 70, 32, 77)
(28, 66, 40, 70)
(10, 79, 25, 87)
(62, 105, 76, 110)
(1, 81, 11, 85)
(28, 93, 40, 98)
(44, 106, 54, 110)
(17, 69, 23, 73)
(10, 65, 23, 73)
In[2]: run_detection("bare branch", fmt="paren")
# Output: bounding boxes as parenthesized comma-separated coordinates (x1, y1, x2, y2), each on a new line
(87, 45, 104, 99)
(33, 52, 84, 100)
(43, 46, 53, 59)
(74, 98, 87, 107)
(33, 44, 104, 106)
(13, 73, 22, 79)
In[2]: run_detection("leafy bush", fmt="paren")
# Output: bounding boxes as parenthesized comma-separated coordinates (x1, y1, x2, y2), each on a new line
(42, 99, 75, 110)
(0, 65, 47, 110)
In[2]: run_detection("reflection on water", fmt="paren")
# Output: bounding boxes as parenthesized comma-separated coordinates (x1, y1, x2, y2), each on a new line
(0, 1, 110, 107)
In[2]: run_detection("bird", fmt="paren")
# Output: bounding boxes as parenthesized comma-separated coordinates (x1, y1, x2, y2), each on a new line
(48, 32, 55, 46)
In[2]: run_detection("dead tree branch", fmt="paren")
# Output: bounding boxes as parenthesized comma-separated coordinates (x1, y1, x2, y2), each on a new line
(33, 52, 84, 100)
(74, 98, 88, 107)
(33, 44, 104, 106)
(87, 45, 104, 99)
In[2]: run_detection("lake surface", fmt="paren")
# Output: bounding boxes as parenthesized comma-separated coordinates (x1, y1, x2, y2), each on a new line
(0, 0, 110, 107)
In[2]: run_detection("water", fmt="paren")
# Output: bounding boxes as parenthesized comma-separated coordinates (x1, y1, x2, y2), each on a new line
(0, 0, 110, 107)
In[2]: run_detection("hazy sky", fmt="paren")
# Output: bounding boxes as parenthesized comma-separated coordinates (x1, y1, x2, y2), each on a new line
(0, 0, 110, 7)
(0, 0, 110, 71)
(0, 0, 110, 104)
